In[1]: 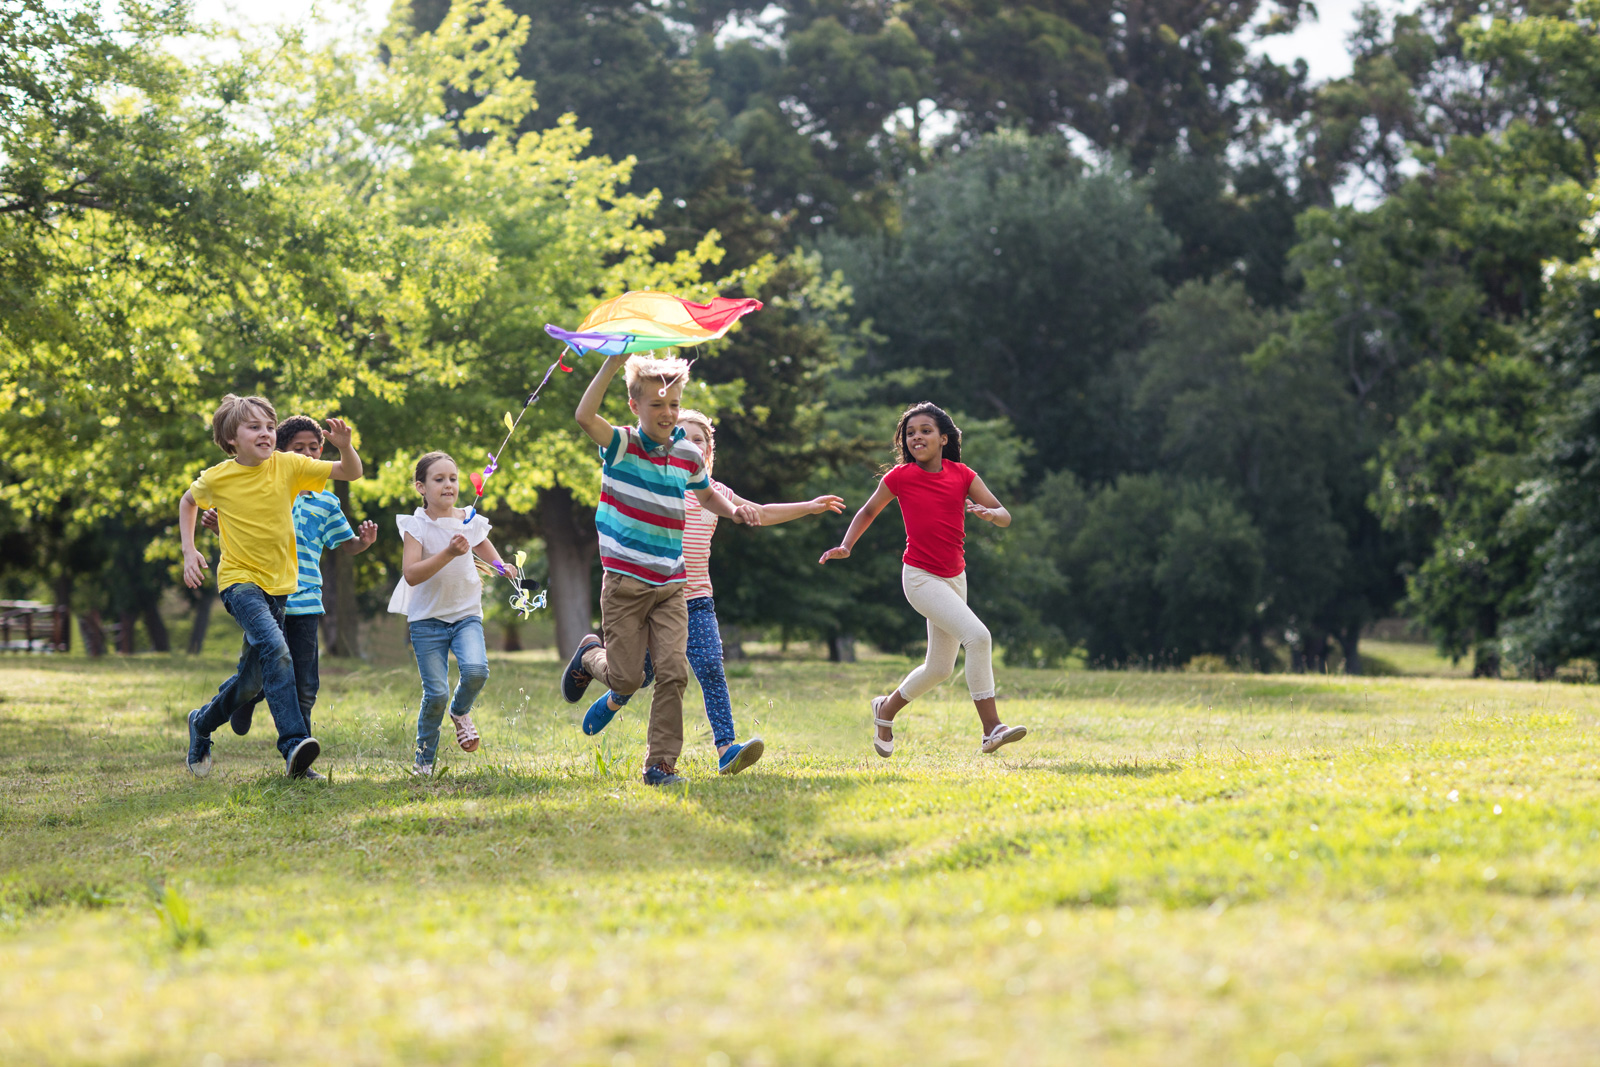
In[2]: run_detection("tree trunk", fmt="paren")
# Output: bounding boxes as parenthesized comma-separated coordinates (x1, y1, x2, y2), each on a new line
(322, 480, 361, 657)
(502, 623, 523, 652)
(719, 621, 745, 660)
(539, 485, 598, 657)
(1471, 605, 1501, 678)
(118, 611, 137, 655)
(1337, 625, 1362, 676)
(52, 572, 71, 653)
(188, 588, 215, 654)
(828, 633, 857, 663)
(80, 610, 108, 657)
(143, 600, 171, 653)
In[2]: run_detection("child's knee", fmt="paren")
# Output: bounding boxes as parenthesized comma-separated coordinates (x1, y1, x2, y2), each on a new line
(964, 625, 992, 656)
(457, 662, 489, 693)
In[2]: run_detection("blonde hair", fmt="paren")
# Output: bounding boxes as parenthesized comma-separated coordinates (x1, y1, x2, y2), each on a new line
(211, 394, 277, 455)
(676, 408, 715, 475)
(624, 353, 693, 400)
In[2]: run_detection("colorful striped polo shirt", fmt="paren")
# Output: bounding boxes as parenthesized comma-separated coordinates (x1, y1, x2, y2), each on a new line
(285, 489, 356, 616)
(595, 425, 710, 585)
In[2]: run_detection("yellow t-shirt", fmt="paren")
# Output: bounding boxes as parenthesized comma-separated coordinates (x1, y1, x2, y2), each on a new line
(190, 452, 335, 595)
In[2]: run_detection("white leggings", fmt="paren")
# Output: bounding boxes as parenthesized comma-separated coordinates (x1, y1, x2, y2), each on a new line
(897, 565, 996, 703)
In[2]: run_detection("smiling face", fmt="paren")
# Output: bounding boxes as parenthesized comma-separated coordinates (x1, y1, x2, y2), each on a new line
(228, 406, 278, 466)
(282, 430, 324, 461)
(630, 381, 685, 443)
(903, 414, 948, 467)
(676, 418, 713, 470)
(416, 458, 460, 512)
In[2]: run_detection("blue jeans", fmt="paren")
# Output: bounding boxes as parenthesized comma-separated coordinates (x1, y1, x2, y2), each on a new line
(226, 613, 322, 732)
(687, 597, 735, 748)
(195, 583, 309, 759)
(410, 615, 489, 765)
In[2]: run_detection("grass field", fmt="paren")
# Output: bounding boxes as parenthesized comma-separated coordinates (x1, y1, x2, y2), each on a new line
(3, 650, 1599, 1066)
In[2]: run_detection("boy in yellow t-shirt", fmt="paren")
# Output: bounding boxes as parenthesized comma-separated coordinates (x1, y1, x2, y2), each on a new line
(178, 394, 364, 779)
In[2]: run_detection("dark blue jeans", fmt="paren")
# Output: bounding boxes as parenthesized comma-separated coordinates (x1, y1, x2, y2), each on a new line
(195, 583, 309, 759)
(224, 613, 322, 732)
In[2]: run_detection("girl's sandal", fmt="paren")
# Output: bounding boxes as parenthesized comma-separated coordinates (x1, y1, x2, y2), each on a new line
(981, 723, 1027, 753)
(451, 712, 481, 753)
(871, 696, 895, 759)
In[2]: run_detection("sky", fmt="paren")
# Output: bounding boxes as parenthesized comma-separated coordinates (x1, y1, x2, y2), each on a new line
(194, 0, 1379, 86)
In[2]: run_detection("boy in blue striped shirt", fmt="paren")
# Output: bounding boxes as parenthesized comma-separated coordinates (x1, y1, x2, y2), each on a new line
(564, 353, 759, 785)
(201, 416, 377, 757)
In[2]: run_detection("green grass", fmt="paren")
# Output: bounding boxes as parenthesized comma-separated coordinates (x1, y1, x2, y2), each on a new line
(3, 653, 1600, 1065)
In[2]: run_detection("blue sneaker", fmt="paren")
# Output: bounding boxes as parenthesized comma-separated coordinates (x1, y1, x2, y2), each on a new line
(562, 635, 603, 703)
(718, 737, 765, 775)
(186, 709, 213, 778)
(642, 762, 684, 786)
(582, 690, 629, 736)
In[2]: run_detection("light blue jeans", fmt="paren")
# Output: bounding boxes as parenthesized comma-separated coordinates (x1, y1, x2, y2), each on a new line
(410, 615, 489, 765)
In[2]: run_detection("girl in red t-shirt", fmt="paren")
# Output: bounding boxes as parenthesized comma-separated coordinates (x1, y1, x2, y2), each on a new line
(820, 402, 1027, 757)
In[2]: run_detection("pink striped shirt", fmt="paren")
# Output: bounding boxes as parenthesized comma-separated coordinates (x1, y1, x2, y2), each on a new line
(683, 479, 735, 600)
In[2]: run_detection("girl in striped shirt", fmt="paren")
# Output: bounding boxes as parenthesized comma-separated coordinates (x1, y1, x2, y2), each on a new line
(585, 408, 843, 774)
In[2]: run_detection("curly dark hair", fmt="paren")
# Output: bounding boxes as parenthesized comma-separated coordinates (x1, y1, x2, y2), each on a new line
(893, 402, 962, 465)
(275, 415, 322, 451)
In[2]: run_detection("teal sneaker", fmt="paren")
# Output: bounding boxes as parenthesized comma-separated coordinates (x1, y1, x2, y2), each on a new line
(717, 737, 765, 775)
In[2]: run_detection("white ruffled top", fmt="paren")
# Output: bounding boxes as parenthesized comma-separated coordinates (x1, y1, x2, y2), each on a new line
(387, 508, 493, 623)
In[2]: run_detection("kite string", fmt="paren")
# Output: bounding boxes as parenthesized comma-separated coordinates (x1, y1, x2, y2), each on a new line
(462, 351, 573, 518)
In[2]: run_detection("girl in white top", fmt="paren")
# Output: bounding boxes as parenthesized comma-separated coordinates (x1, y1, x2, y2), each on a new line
(388, 451, 509, 775)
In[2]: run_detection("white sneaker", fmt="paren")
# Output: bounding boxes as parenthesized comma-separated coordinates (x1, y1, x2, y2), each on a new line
(411, 761, 434, 778)
(981, 723, 1027, 753)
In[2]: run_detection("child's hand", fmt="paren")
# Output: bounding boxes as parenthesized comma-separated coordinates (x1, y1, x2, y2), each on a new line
(734, 503, 763, 526)
(818, 545, 851, 564)
(967, 501, 1002, 524)
(199, 509, 219, 532)
(355, 520, 378, 548)
(446, 533, 471, 557)
(182, 548, 210, 589)
(323, 416, 354, 451)
(809, 495, 846, 516)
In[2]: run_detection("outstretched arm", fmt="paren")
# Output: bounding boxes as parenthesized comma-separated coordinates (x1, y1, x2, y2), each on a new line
(323, 417, 364, 481)
(818, 480, 895, 563)
(575, 354, 626, 448)
(755, 495, 846, 526)
(694, 485, 760, 526)
(180, 490, 209, 588)
(965, 474, 1011, 528)
(337, 521, 379, 555)
(471, 537, 505, 570)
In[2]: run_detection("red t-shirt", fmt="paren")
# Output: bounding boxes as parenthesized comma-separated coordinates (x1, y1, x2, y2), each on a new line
(882, 460, 977, 578)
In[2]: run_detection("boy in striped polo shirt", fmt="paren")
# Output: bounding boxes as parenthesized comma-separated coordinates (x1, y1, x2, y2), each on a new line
(202, 415, 377, 750)
(564, 352, 759, 785)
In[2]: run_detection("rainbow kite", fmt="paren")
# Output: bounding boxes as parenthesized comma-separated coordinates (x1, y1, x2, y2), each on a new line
(544, 291, 763, 358)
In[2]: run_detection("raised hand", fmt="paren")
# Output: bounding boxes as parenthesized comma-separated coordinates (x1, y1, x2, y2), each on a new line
(355, 520, 378, 548)
(818, 545, 852, 564)
(446, 533, 471, 557)
(323, 416, 354, 451)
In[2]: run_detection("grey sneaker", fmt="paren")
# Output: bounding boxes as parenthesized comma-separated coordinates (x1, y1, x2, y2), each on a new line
(285, 737, 321, 778)
(411, 761, 435, 778)
(186, 709, 213, 778)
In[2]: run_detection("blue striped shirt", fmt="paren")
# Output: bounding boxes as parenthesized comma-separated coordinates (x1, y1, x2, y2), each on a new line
(286, 490, 355, 616)
(595, 425, 709, 585)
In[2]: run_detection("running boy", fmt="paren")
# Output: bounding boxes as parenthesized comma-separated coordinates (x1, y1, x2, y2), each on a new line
(180, 395, 364, 778)
(201, 414, 379, 746)
(562, 353, 759, 786)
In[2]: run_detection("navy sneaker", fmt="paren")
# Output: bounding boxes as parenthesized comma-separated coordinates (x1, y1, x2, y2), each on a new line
(230, 699, 255, 736)
(285, 737, 321, 778)
(718, 737, 765, 776)
(186, 709, 213, 778)
(582, 690, 629, 735)
(641, 763, 684, 786)
(641, 650, 654, 687)
(562, 635, 603, 703)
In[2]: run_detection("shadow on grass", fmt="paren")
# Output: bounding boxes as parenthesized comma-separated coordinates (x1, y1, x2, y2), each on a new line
(1043, 759, 1184, 778)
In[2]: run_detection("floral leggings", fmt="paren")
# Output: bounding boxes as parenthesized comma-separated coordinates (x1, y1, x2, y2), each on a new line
(644, 595, 736, 748)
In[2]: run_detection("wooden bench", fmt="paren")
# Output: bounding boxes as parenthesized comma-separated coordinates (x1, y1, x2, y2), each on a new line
(0, 601, 71, 653)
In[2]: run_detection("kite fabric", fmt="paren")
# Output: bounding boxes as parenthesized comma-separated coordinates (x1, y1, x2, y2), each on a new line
(544, 291, 763, 358)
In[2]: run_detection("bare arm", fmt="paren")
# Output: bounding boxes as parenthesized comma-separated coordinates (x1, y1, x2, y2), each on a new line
(337, 521, 379, 555)
(818, 480, 895, 563)
(575, 354, 626, 448)
(756, 495, 845, 526)
(402, 531, 471, 586)
(471, 537, 505, 569)
(965, 474, 1011, 528)
(323, 417, 364, 481)
(693, 485, 759, 525)
(180, 490, 209, 588)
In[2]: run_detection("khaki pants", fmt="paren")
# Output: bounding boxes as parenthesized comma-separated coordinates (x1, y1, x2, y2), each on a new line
(582, 572, 690, 768)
